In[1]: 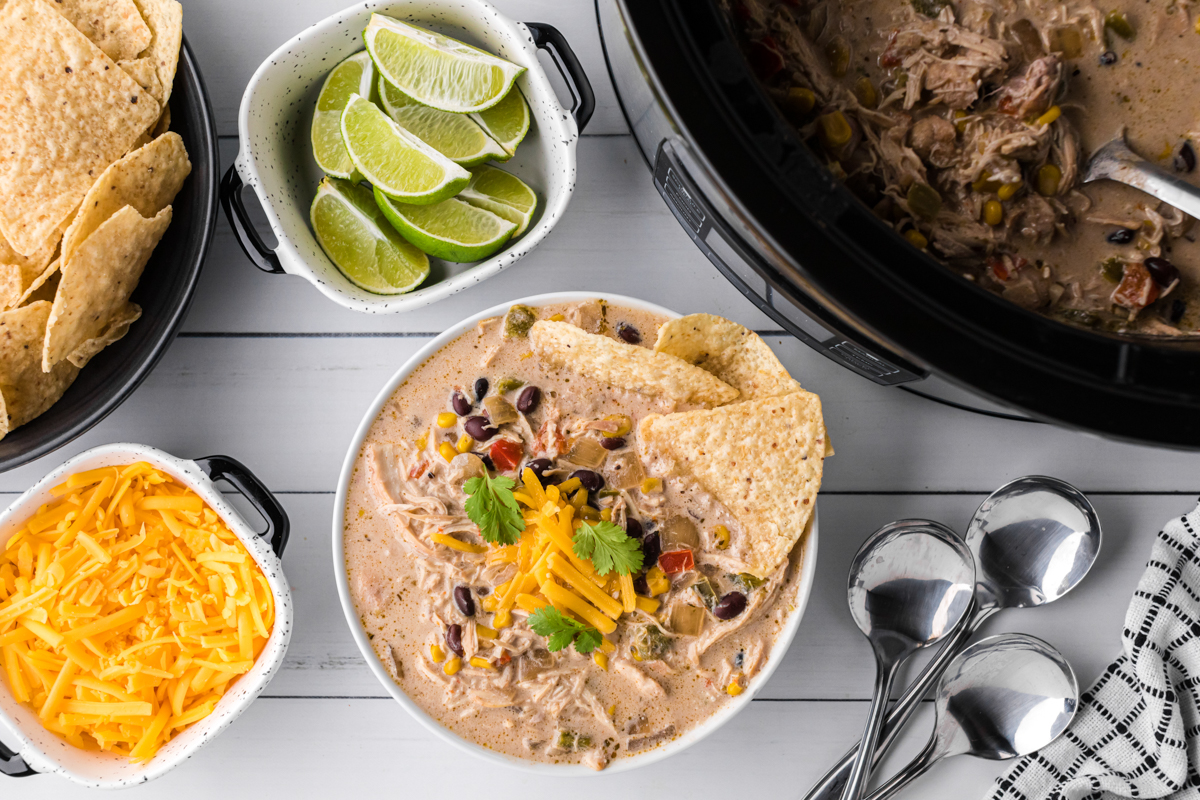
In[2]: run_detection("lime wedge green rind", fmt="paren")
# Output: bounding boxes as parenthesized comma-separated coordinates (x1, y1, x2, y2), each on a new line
(364, 13, 525, 114)
(377, 76, 507, 167)
(312, 52, 375, 179)
(311, 177, 430, 295)
(340, 93, 470, 205)
(458, 165, 537, 237)
(469, 87, 530, 157)
(375, 186, 516, 263)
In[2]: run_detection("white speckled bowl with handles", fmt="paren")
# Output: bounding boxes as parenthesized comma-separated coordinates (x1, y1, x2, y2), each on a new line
(221, 0, 594, 313)
(333, 292, 820, 774)
(0, 444, 293, 788)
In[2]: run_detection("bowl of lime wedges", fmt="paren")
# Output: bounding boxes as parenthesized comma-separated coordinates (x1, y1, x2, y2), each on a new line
(220, 1, 593, 313)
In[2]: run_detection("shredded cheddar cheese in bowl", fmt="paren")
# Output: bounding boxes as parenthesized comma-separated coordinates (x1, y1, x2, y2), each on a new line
(0, 462, 275, 762)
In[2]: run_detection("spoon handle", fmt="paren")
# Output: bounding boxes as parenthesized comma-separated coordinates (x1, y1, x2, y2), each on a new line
(860, 736, 940, 800)
(804, 602, 993, 800)
(839, 658, 901, 800)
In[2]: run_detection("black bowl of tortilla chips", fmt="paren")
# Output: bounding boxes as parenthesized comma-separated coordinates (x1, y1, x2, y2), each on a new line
(0, 16, 218, 474)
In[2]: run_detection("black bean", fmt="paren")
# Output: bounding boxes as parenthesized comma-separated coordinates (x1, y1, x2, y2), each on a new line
(625, 518, 643, 539)
(633, 575, 650, 596)
(516, 386, 541, 413)
(600, 436, 626, 450)
(525, 457, 553, 479)
(713, 592, 748, 620)
(1106, 228, 1136, 245)
(1099, 50, 1117, 65)
(474, 378, 489, 401)
(479, 454, 494, 471)
(570, 470, 603, 491)
(616, 323, 641, 344)
(476, 586, 490, 596)
(1175, 142, 1196, 174)
(451, 392, 472, 416)
(465, 416, 498, 441)
(1145, 256, 1180, 287)
(1170, 299, 1187, 323)
(640, 531, 661, 566)
(454, 586, 475, 617)
(446, 624, 464, 657)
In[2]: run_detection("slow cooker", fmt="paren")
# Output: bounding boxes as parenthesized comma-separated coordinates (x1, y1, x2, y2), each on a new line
(596, 0, 1200, 448)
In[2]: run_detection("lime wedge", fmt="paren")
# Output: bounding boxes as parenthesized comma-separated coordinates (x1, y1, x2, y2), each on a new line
(375, 186, 516, 262)
(364, 14, 525, 114)
(458, 165, 537, 237)
(311, 177, 430, 294)
(312, 52, 375, 179)
(469, 87, 530, 158)
(378, 76, 507, 167)
(341, 93, 470, 205)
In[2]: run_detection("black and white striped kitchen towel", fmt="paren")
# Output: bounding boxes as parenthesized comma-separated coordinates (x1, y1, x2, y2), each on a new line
(985, 501, 1200, 800)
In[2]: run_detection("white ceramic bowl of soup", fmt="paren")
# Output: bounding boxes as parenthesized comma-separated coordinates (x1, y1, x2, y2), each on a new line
(0, 443, 293, 788)
(225, 0, 590, 313)
(332, 291, 820, 774)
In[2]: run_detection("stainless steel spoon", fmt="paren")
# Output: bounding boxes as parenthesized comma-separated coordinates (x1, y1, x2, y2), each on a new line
(1084, 133, 1200, 219)
(840, 521, 976, 800)
(807, 476, 1101, 800)
(863, 633, 1078, 800)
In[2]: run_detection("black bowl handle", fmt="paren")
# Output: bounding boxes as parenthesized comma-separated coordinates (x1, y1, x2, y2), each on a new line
(196, 456, 290, 557)
(0, 740, 35, 778)
(219, 164, 285, 275)
(526, 22, 594, 133)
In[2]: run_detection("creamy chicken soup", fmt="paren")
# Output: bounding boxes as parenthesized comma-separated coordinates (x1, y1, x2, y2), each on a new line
(342, 301, 812, 769)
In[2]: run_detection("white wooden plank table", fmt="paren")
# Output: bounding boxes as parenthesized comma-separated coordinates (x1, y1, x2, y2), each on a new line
(5, 1, 1200, 797)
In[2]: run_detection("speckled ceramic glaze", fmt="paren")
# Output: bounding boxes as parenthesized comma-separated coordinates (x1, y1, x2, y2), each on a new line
(0, 444, 293, 788)
(235, 1, 580, 313)
(332, 292, 820, 774)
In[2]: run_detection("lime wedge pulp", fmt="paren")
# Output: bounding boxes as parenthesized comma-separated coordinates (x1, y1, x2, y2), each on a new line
(363, 14, 525, 114)
(469, 87, 530, 157)
(375, 186, 516, 263)
(458, 165, 538, 237)
(340, 93, 470, 205)
(311, 177, 430, 295)
(377, 76, 506, 167)
(312, 52, 376, 179)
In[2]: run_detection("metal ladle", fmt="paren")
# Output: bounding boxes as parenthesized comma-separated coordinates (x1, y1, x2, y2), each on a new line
(863, 633, 1078, 800)
(808, 476, 1101, 800)
(1083, 133, 1200, 220)
(840, 521, 976, 800)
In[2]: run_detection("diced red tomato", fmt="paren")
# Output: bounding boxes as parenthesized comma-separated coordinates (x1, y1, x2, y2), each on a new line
(988, 255, 1025, 282)
(489, 440, 524, 472)
(407, 461, 428, 480)
(659, 550, 695, 575)
(1112, 261, 1159, 310)
(748, 38, 785, 81)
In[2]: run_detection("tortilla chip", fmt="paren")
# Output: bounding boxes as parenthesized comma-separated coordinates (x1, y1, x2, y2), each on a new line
(0, 231, 60, 310)
(118, 55, 163, 104)
(150, 103, 170, 137)
(0, 0, 160, 256)
(67, 301, 141, 368)
(131, 0, 181, 105)
(655, 314, 803, 400)
(22, 267, 62, 306)
(42, 204, 170, 371)
(60, 132, 190, 265)
(44, 0, 152, 62)
(639, 391, 826, 577)
(0, 301, 80, 440)
(530, 320, 739, 407)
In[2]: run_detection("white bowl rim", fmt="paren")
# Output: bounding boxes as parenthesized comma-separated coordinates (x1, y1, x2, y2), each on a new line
(234, 0, 580, 314)
(331, 291, 820, 775)
(0, 443, 294, 788)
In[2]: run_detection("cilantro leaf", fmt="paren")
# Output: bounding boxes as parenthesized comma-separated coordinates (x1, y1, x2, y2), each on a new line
(463, 473, 525, 545)
(528, 606, 602, 654)
(572, 520, 644, 576)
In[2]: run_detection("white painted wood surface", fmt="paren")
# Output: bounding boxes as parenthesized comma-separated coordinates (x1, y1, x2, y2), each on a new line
(5, 0, 1200, 797)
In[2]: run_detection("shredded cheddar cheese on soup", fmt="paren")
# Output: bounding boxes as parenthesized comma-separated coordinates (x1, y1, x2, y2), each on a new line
(0, 463, 274, 761)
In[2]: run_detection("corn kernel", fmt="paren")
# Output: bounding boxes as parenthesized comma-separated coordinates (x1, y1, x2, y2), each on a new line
(853, 76, 878, 109)
(469, 656, 495, 670)
(601, 508, 613, 522)
(971, 170, 1001, 193)
(904, 229, 928, 249)
(727, 681, 744, 697)
(954, 109, 969, 132)
(817, 111, 853, 149)
(456, 435, 473, 454)
(476, 625, 497, 640)
(984, 199, 1004, 226)
(430, 644, 445, 663)
(443, 656, 462, 676)
(641, 478, 662, 494)
(646, 566, 670, 596)
(593, 652, 608, 671)
(1037, 163, 1062, 197)
(785, 86, 816, 116)
(439, 442, 458, 463)
(714, 525, 730, 550)
(549, 313, 566, 321)
(494, 609, 512, 629)
(998, 181, 1022, 201)
(606, 704, 616, 716)
(436, 412, 457, 428)
(1035, 105, 1061, 127)
(415, 434, 428, 451)
(482, 594, 500, 612)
